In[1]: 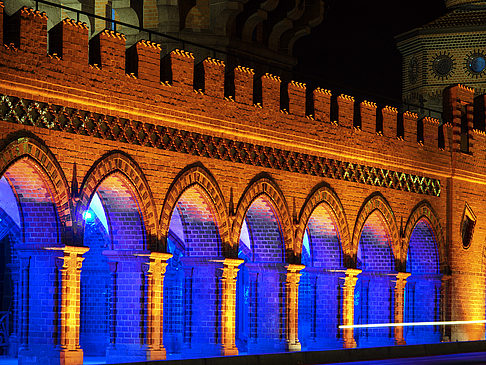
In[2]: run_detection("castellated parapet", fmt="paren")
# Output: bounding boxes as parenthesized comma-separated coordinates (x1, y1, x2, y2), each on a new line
(1, 5, 486, 161)
(3, 5, 486, 365)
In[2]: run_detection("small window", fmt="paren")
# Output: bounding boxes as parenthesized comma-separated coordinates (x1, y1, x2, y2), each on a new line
(461, 203, 476, 249)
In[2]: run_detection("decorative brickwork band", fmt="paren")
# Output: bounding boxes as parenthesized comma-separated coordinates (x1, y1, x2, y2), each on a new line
(47, 245, 89, 365)
(141, 252, 172, 360)
(0, 95, 441, 197)
(393, 272, 411, 345)
(342, 268, 361, 348)
(285, 264, 305, 351)
(219, 258, 243, 355)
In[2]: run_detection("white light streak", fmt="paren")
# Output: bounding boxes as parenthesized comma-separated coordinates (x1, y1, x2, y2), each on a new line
(339, 320, 486, 329)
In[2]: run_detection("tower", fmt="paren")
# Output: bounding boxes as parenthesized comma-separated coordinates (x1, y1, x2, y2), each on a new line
(396, 0, 486, 117)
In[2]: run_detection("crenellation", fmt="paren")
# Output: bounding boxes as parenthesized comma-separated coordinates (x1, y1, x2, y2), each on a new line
(162, 49, 194, 91)
(423, 117, 440, 149)
(198, 57, 225, 99)
(49, 19, 89, 67)
(403, 111, 418, 144)
(231, 65, 254, 105)
(336, 94, 354, 129)
(360, 100, 377, 134)
(382, 106, 398, 139)
(312, 87, 331, 123)
(287, 81, 306, 117)
(261, 73, 281, 112)
(14, 7, 47, 56)
(88, 30, 126, 75)
(126, 40, 161, 83)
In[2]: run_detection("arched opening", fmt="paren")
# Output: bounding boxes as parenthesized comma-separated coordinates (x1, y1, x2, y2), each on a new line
(405, 218, 441, 344)
(164, 185, 223, 359)
(298, 203, 344, 350)
(80, 173, 147, 363)
(0, 158, 61, 362)
(236, 195, 285, 354)
(355, 210, 395, 347)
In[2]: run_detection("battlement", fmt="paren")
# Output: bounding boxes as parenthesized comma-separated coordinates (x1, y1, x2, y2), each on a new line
(1, 5, 486, 158)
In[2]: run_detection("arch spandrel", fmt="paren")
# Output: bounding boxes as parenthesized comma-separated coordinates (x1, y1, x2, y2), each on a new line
(0, 136, 72, 233)
(404, 201, 446, 272)
(351, 193, 400, 269)
(77, 151, 158, 250)
(159, 165, 230, 255)
(296, 184, 350, 262)
(232, 177, 293, 262)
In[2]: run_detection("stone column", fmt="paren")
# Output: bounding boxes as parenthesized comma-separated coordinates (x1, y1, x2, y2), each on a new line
(393, 272, 410, 345)
(342, 268, 361, 349)
(53, 246, 90, 365)
(143, 252, 172, 360)
(285, 264, 305, 351)
(219, 258, 243, 356)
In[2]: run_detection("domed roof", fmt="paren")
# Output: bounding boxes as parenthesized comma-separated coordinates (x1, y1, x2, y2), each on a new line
(445, 0, 486, 8)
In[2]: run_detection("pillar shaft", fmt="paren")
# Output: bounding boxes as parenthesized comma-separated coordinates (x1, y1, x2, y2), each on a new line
(144, 252, 172, 360)
(285, 264, 305, 351)
(393, 272, 411, 345)
(220, 258, 243, 356)
(342, 268, 361, 348)
(53, 246, 89, 365)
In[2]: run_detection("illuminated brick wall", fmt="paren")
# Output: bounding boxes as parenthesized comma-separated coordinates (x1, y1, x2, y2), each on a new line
(405, 219, 441, 344)
(355, 211, 395, 347)
(1, 5, 486, 364)
(80, 214, 110, 356)
(164, 187, 223, 358)
(299, 204, 344, 350)
(237, 196, 286, 354)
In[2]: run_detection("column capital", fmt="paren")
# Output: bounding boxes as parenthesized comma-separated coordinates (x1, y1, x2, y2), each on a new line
(396, 272, 411, 281)
(285, 264, 305, 273)
(345, 268, 362, 277)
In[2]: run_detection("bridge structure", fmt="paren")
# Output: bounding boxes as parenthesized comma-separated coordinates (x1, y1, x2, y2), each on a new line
(0, 4, 485, 365)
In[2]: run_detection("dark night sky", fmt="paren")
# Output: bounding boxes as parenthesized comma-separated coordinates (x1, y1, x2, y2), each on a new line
(293, 0, 447, 105)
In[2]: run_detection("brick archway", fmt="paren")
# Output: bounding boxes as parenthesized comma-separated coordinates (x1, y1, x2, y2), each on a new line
(0, 135, 72, 232)
(404, 201, 446, 272)
(159, 165, 230, 255)
(77, 151, 158, 250)
(232, 177, 293, 261)
(296, 184, 350, 262)
(351, 193, 400, 268)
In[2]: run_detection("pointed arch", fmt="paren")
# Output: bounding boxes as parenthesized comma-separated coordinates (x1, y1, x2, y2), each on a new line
(77, 151, 158, 250)
(232, 176, 293, 261)
(159, 164, 230, 255)
(404, 201, 446, 271)
(0, 135, 72, 231)
(351, 193, 400, 266)
(296, 184, 350, 261)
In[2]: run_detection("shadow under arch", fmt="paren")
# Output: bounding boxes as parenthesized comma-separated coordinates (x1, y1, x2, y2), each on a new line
(159, 163, 230, 255)
(403, 200, 447, 273)
(232, 174, 293, 262)
(351, 192, 400, 270)
(296, 182, 350, 266)
(77, 151, 158, 250)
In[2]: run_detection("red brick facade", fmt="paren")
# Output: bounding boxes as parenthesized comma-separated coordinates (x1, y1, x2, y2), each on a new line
(1, 5, 486, 364)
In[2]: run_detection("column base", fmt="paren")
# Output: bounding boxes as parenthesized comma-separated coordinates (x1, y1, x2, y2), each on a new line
(286, 340, 301, 352)
(146, 348, 166, 360)
(343, 337, 357, 349)
(60, 349, 83, 365)
(221, 345, 239, 356)
(395, 338, 407, 346)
